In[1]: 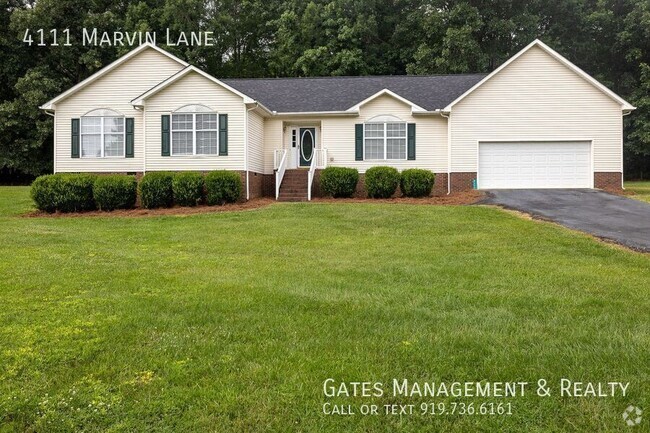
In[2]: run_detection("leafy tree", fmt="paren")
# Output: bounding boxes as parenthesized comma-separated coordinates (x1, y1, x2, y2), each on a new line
(0, 0, 649, 179)
(0, 67, 59, 175)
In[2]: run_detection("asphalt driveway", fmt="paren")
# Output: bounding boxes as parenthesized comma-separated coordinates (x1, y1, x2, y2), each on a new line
(480, 189, 650, 252)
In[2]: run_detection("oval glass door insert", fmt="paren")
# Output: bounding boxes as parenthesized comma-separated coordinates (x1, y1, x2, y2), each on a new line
(300, 128, 314, 166)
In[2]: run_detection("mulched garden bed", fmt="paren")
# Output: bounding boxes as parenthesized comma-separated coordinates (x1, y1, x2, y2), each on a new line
(23, 198, 276, 218)
(312, 190, 484, 206)
(23, 191, 483, 218)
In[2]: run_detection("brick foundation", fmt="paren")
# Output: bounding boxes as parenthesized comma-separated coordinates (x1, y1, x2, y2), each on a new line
(354, 174, 367, 198)
(86, 170, 620, 201)
(432, 173, 448, 196)
(86, 171, 144, 178)
(594, 172, 622, 191)
(240, 171, 265, 199)
(262, 174, 275, 197)
(450, 172, 477, 193)
(347, 172, 449, 198)
(84, 170, 470, 200)
(311, 169, 322, 197)
(262, 170, 453, 198)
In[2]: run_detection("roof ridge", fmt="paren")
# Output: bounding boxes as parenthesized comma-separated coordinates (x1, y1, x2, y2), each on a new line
(222, 73, 488, 82)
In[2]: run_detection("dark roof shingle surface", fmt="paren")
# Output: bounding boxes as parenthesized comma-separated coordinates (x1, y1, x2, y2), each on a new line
(222, 74, 487, 112)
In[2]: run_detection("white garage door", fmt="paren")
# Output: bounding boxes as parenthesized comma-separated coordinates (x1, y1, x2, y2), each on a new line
(478, 141, 592, 189)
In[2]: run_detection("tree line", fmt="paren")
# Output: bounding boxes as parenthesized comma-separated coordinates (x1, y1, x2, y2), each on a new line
(1, 0, 649, 180)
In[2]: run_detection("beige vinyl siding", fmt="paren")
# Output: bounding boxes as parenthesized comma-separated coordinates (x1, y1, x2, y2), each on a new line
(321, 95, 448, 173)
(247, 110, 264, 173)
(322, 95, 447, 173)
(261, 97, 447, 174)
(54, 48, 184, 173)
(263, 118, 282, 174)
(144, 71, 246, 171)
(450, 45, 623, 173)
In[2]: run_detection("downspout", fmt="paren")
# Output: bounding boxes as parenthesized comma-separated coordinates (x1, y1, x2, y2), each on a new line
(621, 110, 632, 190)
(440, 110, 451, 194)
(244, 103, 258, 200)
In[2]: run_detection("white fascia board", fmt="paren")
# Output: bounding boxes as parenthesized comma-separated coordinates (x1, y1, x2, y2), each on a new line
(39, 43, 188, 110)
(131, 65, 255, 107)
(346, 88, 427, 112)
(443, 39, 635, 112)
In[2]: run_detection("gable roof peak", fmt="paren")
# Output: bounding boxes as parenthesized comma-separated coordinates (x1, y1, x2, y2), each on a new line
(131, 65, 255, 106)
(443, 38, 635, 112)
(40, 43, 188, 110)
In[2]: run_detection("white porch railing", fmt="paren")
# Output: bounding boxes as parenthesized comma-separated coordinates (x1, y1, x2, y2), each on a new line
(308, 148, 328, 201)
(273, 149, 285, 170)
(275, 149, 288, 200)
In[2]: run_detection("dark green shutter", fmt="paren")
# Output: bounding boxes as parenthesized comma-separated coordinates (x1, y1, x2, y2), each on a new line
(219, 114, 228, 156)
(407, 123, 416, 160)
(161, 115, 170, 156)
(355, 124, 363, 161)
(71, 118, 80, 158)
(125, 118, 134, 158)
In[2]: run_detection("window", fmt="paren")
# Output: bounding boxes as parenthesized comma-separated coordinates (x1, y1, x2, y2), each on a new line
(80, 110, 125, 158)
(171, 106, 218, 156)
(364, 121, 406, 160)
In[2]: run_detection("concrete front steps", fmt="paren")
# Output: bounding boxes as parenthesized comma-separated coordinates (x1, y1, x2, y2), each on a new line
(277, 169, 309, 202)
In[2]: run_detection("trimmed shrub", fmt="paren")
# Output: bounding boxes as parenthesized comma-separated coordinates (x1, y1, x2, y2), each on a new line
(139, 172, 174, 209)
(320, 167, 359, 198)
(365, 166, 400, 199)
(30, 175, 59, 213)
(205, 171, 242, 205)
(30, 173, 96, 213)
(172, 172, 204, 207)
(400, 169, 435, 198)
(93, 175, 137, 211)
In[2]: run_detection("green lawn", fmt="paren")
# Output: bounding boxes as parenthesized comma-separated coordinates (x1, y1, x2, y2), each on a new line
(0, 186, 648, 432)
(626, 180, 650, 203)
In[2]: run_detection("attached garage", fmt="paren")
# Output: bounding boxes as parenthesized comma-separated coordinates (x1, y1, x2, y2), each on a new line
(444, 40, 635, 193)
(478, 141, 592, 189)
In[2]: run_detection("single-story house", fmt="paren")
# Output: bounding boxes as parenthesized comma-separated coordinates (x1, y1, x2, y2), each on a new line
(40, 39, 635, 201)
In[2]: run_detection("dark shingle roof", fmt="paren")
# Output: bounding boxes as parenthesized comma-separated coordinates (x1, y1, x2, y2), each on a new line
(222, 74, 487, 113)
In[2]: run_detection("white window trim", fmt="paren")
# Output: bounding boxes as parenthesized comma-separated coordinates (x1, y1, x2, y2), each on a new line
(80, 116, 126, 159)
(170, 112, 219, 156)
(363, 121, 408, 161)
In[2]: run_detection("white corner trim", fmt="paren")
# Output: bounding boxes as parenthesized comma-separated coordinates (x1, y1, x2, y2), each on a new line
(346, 88, 427, 113)
(39, 43, 189, 110)
(131, 65, 255, 106)
(142, 105, 147, 174)
(442, 39, 636, 112)
(53, 111, 57, 174)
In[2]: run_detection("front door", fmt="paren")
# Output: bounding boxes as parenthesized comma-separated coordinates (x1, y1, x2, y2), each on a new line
(299, 128, 315, 167)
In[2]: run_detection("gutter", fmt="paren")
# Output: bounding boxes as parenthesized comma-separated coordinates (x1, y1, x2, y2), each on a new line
(411, 110, 445, 116)
(271, 110, 359, 117)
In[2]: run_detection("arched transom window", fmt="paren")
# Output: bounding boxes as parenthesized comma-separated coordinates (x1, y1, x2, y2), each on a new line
(171, 104, 218, 155)
(363, 115, 407, 160)
(81, 108, 125, 158)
